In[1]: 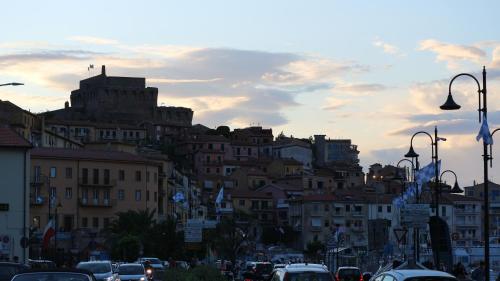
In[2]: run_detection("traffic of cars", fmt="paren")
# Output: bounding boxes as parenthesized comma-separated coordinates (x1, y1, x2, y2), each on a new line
(0, 258, 477, 281)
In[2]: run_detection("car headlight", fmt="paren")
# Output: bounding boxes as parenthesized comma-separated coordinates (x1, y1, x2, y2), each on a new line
(146, 269, 152, 274)
(106, 277, 114, 281)
(140, 277, 145, 281)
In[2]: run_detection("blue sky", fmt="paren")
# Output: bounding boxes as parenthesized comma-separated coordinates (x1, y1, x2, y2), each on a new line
(1, 0, 500, 185)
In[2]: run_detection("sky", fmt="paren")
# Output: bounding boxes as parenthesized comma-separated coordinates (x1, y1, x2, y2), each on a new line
(1, 0, 500, 186)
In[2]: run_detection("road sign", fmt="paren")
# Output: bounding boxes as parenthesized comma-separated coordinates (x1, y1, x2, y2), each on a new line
(185, 220, 203, 243)
(393, 228, 408, 244)
(400, 204, 429, 228)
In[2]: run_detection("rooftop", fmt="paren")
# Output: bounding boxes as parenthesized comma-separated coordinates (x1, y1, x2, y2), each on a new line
(0, 127, 32, 148)
(31, 147, 158, 165)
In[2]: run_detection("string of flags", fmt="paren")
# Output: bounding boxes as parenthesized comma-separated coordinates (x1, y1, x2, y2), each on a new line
(393, 160, 441, 208)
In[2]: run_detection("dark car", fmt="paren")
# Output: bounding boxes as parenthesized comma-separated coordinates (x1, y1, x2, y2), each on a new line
(11, 268, 96, 281)
(243, 262, 273, 281)
(0, 262, 29, 281)
(335, 267, 362, 281)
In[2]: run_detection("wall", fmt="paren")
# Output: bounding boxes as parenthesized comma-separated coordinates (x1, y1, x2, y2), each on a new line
(0, 148, 29, 263)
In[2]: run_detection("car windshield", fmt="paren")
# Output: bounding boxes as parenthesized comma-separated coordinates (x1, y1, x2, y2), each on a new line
(339, 269, 361, 279)
(77, 263, 111, 274)
(287, 272, 334, 281)
(405, 277, 457, 281)
(12, 272, 90, 281)
(119, 265, 144, 275)
(256, 263, 273, 274)
(143, 259, 161, 264)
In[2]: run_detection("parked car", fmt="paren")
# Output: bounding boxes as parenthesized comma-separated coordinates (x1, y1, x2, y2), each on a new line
(116, 263, 147, 281)
(243, 262, 274, 281)
(0, 262, 29, 281)
(76, 261, 119, 281)
(371, 269, 457, 281)
(270, 263, 334, 281)
(175, 261, 190, 270)
(27, 259, 56, 269)
(11, 268, 96, 281)
(136, 258, 164, 271)
(335, 266, 362, 281)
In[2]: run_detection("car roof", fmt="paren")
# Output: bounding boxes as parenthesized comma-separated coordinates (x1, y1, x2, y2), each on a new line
(78, 261, 111, 264)
(119, 263, 143, 267)
(338, 267, 360, 270)
(283, 263, 330, 273)
(388, 270, 456, 278)
(0, 262, 25, 266)
(18, 268, 94, 274)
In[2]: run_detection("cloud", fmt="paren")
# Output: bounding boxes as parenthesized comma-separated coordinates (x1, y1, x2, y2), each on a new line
(418, 39, 487, 69)
(337, 83, 387, 93)
(0, 42, 370, 128)
(68, 36, 118, 45)
(373, 38, 405, 56)
(322, 97, 350, 111)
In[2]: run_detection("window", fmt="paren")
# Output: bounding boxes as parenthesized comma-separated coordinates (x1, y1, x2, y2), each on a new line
(239, 200, 245, 206)
(82, 188, 88, 199)
(146, 190, 150, 201)
(154, 173, 157, 183)
(135, 190, 142, 201)
(92, 217, 99, 228)
(103, 218, 110, 228)
(345, 205, 351, 212)
(208, 143, 213, 150)
(378, 206, 383, 212)
(65, 187, 72, 199)
(92, 169, 99, 184)
(206, 167, 211, 174)
(317, 181, 324, 189)
(33, 216, 40, 229)
(216, 168, 220, 174)
(50, 187, 57, 199)
(354, 206, 362, 212)
(387, 205, 392, 213)
(311, 218, 321, 227)
(248, 148, 252, 155)
(308, 179, 313, 189)
(65, 167, 72, 179)
(118, 189, 125, 200)
(221, 144, 225, 151)
(82, 217, 88, 228)
(154, 192, 157, 202)
(324, 204, 330, 212)
(104, 169, 110, 185)
(217, 156, 222, 163)
(119, 170, 125, 181)
(82, 168, 88, 184)
(50, 167, 57, 178)
(325, 220, 330, 227)
(237, 148, 241, 155)
(206, 156, 210, 163)
(442, 206, 447, 216)
(135, 131, 139, 138)
(92, 189, 99, 200)
(135, 171, 142, 182)
(226, 168, 231, 174)
(146, 171, 150, 182)
(262, 213, 268, 220)
(261, 201, 269, 209)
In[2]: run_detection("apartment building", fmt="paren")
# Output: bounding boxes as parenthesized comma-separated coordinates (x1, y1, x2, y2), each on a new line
(273, 137, 312, 170)
(29, 147, 162, 254)
(230, 126, 274, 159)
(464, 181, 500, 237)
(0, 128, 31, 262)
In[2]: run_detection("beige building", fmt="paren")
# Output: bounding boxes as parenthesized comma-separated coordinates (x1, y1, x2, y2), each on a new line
(0, 128, 31, 262)
(30, 147, 162, 255)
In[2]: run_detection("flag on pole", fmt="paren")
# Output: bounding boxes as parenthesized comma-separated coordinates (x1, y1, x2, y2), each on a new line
(215, 186, 224, 204)
(172, 192, 185, 203)
(87, 64, 94, 71)
(42, 219, 55, 249)
(476, 117, 494, 145)
(415, 160, 440, 184)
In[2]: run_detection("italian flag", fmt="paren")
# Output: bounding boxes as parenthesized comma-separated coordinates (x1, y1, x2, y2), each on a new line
(42, 219, 55, 249)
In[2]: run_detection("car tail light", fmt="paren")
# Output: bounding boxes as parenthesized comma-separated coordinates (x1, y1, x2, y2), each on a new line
(360, 274, 363, 281)
(245, 279, 252, 281)
(335, 273, 340, 281)
(284, 272, 289, 281)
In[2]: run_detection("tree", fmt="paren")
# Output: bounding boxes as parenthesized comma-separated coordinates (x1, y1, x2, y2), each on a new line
(114, 235, 141, 262)
(212, 217, 249, 263)
(305, 240, 325, 262)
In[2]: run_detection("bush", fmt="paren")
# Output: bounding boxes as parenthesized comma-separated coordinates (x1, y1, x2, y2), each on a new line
(163, 266, 226, 281)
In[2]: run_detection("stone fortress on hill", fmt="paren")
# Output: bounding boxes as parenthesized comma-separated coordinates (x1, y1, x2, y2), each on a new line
(43, 65, 193, 130)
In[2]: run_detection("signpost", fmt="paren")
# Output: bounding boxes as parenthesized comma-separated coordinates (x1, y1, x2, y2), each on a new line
(400, 204, 429, 228)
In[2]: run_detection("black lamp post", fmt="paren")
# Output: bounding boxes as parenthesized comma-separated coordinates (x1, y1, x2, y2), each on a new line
(396, 158, 419, 261)
(439, 66, 491, 281)
(404, 128, 446, 266)
(439, 170, 464, 194)
(54, 202, 62, 262)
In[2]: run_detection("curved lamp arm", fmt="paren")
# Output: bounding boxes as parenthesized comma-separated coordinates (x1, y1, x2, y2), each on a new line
(448, 73, 483, 122)
(397, 158, 415, 182)
(490, 128, 500, 168)
(440, 169, 458, 184)
(408, 131, 435, 160)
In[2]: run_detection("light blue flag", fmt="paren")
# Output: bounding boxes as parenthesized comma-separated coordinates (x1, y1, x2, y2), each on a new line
(215, 186, 224, 204)
(415, 160, 441, 184)
(172, 192, 185, 203)
(476, 117, 494, 145)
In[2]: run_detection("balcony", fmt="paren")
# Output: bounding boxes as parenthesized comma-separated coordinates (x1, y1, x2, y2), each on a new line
(455, 208, 478, 215)
(310, 226, 322, 232)
(333, 212, 344, 217)
(78, 178, 116, 188)
(351, 211, 364, 217)
(30, 195, 45, 206)
(79, 198, 115, 208)
(30, 176, 45, 186)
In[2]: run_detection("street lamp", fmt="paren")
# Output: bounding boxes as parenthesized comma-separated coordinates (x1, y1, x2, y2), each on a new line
(439, 170, 463, 194)
(404, 128, 446, 266)
(54, 202, 62, 262)
(439, 66, 491, 281)
(0, 82, 24, 87)
(396, 158, 420, 261)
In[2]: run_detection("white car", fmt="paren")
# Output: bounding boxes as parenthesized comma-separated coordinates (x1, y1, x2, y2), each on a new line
(372, 270, 457, 281)
(76, 261, 119, 281)
(117, 263, 148, 281)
